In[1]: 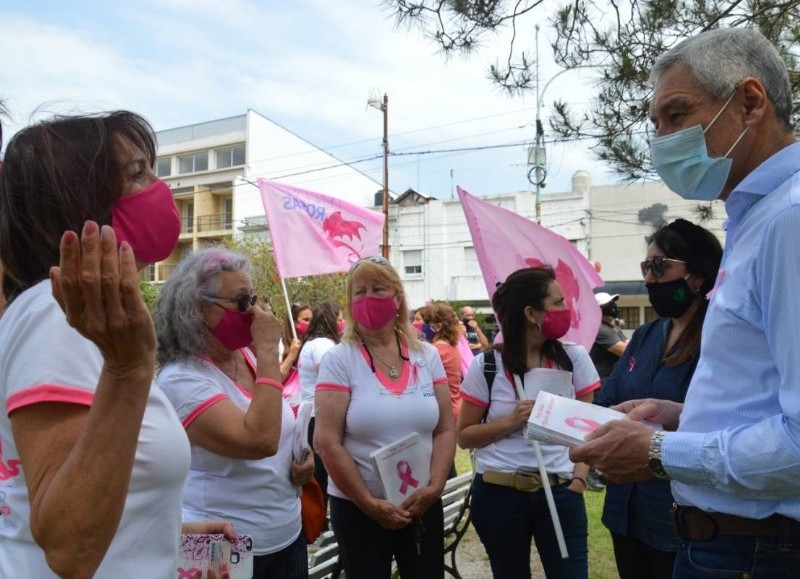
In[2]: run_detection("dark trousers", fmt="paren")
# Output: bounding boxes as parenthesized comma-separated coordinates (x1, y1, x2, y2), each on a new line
(252, 531, 308, 579)
(307, 418, 329, 512)
(611, 531, 676, 579)
(672, 534, 800, 578)
(470, 473, 588, 579)
(330, 495, 444, 579)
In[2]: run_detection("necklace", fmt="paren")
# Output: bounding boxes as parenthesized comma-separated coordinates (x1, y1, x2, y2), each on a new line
(362, 334, 406, 379)
(218, 353, 240, 383)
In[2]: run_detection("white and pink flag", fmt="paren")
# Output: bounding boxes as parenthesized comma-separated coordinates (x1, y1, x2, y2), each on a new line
(258, 179, 385, 279)
(457, 186, 603, 351)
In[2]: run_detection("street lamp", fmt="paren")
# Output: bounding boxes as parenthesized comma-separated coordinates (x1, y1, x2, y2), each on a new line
(528, 25, 593, 223)
(368, 93, 390, 258)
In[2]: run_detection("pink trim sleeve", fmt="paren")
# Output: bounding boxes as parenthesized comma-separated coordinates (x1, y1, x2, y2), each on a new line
(182, 393, 227, 428)
(433, 378, 448, 385)
(316, 382, 350, 393)
(459, 391, 489, 410)
(576, 380, 601, 398)
(7, 384, 94, 415)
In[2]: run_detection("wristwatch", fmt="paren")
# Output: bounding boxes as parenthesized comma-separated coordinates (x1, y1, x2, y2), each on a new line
(647, 431, 672, 480)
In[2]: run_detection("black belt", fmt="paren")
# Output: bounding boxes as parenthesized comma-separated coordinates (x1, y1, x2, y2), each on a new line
(671, 504, 800, 541)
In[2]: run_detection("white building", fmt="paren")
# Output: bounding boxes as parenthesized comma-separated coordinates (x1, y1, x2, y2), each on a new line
(152, 110, 382, 280)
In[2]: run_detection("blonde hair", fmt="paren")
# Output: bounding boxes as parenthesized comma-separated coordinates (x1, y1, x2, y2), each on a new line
(342, 260, 421, 351)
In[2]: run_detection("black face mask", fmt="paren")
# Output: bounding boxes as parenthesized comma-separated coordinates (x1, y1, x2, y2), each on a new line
(601, 303, 619, 318)
(646, 277, 695, 318)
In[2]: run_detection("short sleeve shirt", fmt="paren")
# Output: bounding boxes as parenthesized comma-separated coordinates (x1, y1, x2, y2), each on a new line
(316, 341, 447, 500)
(460, 344, 600, 476)
(589, 323, 626, 381)
(298, 337, 337, 407)
(157, 350, 301, 556)
(0, 281, 190, 578)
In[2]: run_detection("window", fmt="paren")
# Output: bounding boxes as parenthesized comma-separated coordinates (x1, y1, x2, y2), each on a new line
(178, 151, 209, 174)
(644, 306, 660, 324)
(404, 250, 422, 275)
(464, 246, 478, 274)
(619, 306, 641, 329)
(183, 202, 194, 233)
(155, 157, 171, 177)
(223, 197, 233, 229)
(215, 145, 245, 169)
(146, 263, 156, 282)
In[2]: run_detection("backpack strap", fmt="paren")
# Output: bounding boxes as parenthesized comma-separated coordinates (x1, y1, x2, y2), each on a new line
(482, 350, 497, 422)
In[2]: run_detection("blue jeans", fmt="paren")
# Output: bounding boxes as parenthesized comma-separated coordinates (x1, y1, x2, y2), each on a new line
(470, 474, 588, 579)
(252, 531, 308, 579)
(673, 535, 800, 578)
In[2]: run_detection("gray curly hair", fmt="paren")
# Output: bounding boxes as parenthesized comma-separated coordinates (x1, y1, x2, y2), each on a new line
(153, 245, 251, 367)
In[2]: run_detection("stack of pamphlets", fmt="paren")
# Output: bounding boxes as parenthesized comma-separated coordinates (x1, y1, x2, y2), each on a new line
(369, 432, 430, 506)
(293, 401, 313, 462)
(525, 391, 627, 447)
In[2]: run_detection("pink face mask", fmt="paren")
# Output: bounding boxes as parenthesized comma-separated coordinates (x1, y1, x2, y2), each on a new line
(337, 320, 347, 335)
(540, 308, 572, 341)
(295, 320, 310, 337)
(351, 295, 398, 330)
(211, 307, 253, 350)
(111, 179, 181, 263)
(412, 321, 424, 332)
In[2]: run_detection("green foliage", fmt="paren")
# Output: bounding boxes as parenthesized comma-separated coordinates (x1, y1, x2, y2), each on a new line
(224, 237, 347, 321)
(385, 0, 800, 180)
(138, 279, 161, 311)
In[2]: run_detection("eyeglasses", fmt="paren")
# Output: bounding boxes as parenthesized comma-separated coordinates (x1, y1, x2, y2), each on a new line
(640, 257, 687, 279)
(348, 255, 390, 274)
(205, 294, 258, 312)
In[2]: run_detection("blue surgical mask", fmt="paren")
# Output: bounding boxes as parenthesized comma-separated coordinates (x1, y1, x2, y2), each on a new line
(649, 90, 748, 201)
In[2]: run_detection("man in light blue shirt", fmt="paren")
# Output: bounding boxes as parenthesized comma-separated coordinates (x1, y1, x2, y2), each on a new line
(572, 28, 800, 577)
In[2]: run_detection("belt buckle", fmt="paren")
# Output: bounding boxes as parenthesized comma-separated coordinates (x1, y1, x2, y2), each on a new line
(513, 470, 542, 492)
(671, 504, 718, 541)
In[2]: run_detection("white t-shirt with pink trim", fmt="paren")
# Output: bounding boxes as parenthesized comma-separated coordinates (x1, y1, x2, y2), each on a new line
(460, 344, 600, 477)
(157, 349, 301, 556)
(316, 340, 448, 501)
(298, 337, 336, 409)
(0, 280, 190, 579)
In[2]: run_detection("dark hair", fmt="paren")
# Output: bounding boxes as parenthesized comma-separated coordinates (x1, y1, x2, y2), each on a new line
(282, 302, 311, 359)
(648, 218, 723, 366)
(430, 303, 460, 346)
(0, 111, 156, 301)
(414, 305, 434, 323)
(491, 266, 573, 376)
(303, 300, 342, 346)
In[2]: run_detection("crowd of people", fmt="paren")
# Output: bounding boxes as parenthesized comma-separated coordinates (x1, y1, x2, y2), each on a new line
(1, 25, 799, 579)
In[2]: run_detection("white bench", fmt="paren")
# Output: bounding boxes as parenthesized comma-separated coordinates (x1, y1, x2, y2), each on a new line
(307, 472, 474, 579)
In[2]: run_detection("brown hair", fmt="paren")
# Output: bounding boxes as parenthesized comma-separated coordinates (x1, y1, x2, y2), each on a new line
(491, 266, 573, 376)
(431, 303, 460, 346)
(282, 302, 311, 359)
(0, 111, 156, 301)
(303, 300, 342, 346)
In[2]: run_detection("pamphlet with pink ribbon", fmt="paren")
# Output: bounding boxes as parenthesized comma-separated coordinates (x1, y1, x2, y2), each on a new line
(369, 432, 431, 506)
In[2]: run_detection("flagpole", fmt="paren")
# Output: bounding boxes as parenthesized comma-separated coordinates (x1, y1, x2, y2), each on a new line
(513, 376, 569, 559)
(381, 93, 389, 258)
(279, 276, 298, 342)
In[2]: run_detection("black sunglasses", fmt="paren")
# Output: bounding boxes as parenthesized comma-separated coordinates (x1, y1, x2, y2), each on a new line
(206, 294, 258, 312)
(640, 257, 687, 279)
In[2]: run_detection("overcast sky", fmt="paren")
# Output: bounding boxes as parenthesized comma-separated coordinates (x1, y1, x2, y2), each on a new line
(0, 0, 621, 198)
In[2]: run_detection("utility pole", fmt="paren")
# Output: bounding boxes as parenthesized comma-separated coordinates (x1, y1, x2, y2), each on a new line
(368, 93, 390, 258)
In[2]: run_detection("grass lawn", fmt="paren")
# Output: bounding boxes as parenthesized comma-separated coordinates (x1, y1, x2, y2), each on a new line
(454, 449, 619, 579)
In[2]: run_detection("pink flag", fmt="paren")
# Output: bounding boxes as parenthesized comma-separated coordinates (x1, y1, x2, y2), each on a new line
(457, 186, 603, 351)
(258, 179, 385, 279)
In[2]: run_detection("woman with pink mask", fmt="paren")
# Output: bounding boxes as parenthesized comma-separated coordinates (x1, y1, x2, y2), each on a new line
(154, 246, 313, 579)
(314, 256, 456, 579)
(281, 302, 312, 412)
(0, 112, 235, 578)
(458, 266, 600, 579)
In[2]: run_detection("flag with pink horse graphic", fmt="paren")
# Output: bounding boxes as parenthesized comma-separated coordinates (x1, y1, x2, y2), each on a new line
(258, 179, 385, 279)
(457, 186, 603, 351)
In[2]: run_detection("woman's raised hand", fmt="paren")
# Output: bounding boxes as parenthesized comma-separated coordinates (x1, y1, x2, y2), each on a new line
(250, 302, 282, 351)
(50, 222, 156, 374)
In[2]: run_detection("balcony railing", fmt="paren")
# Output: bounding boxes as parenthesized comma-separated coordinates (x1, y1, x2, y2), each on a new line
(196, 213, 234, 233)
(181, 216, 194, 234)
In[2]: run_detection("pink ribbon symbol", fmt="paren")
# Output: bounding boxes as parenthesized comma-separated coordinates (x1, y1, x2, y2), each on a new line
(628, 357, 637, 373)
(177, 568, 202, 579)
(396, 460, 420, 495)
